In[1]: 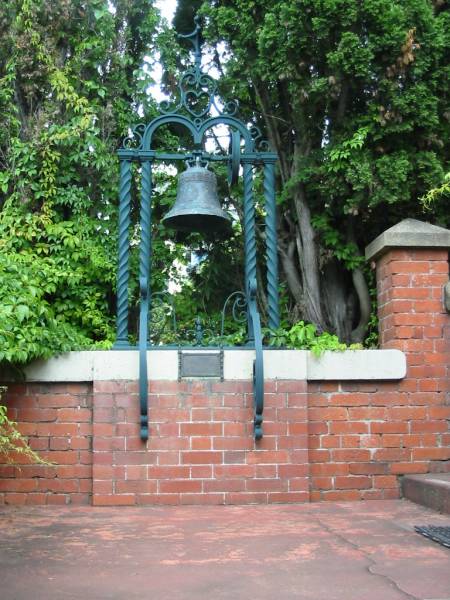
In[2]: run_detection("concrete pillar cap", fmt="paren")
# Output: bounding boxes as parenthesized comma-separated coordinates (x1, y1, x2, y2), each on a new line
(365, 218, 450, 261)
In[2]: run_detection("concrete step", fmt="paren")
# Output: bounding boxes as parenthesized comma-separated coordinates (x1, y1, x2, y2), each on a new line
(401, 473, 450, 514)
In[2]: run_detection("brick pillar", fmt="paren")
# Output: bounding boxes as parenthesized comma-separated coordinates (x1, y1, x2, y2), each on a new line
(366, 218, 450, 471)
(376, 253, 448, 354)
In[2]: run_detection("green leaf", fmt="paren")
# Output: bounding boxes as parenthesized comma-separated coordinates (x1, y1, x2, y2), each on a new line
(15, 305, 30, 322)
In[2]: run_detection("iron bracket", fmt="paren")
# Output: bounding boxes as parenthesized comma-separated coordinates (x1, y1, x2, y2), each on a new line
(247, 278, 264, 440)
(138, 276, 149, 441)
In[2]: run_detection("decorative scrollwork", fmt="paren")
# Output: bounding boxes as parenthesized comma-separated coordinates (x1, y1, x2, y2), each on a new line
(122, 123, 145, 150)
(185, 316, 214, 346)
(160, 67, 215, 120)
(159, 64, 241, 128)
(249, 124, 270, 152)
(222, 100, 239, 117)
(158, 18, 240, 128)
(220, 291, 247, 337)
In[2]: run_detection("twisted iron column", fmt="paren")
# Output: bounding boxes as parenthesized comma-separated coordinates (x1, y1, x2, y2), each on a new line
(264, 159, 280, 330)
(115, 157, 133, 347)
(243, 161, 257, 285)
(243, 160, 257, 342)
(138, 159, 153, 291)
(138, 158, 153, 441)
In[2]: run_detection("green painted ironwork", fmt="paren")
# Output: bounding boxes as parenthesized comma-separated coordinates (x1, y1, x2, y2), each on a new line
(179, 15, 203, 71)
(242, 161, 257, 288)
(264, 159, 280, 330)
(138, 159, 153, 288)
(138, 275, 149, 441)
(248, 278, 264, 440)
(160, 17, 238, 124)
(227, 130, 240, 187)
(220, 291, 247, 337)
(137, 159, 153, 441)
(115, 156, 133, 347)
(115, 17, 279, 440)
(242, 160, 257, 343)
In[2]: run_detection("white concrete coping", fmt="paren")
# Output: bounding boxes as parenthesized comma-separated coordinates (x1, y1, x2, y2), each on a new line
(306, 349, 406, 381)
(7, 348, 407, 383)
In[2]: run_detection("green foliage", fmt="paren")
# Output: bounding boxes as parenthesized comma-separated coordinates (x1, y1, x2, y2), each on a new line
(0, 0, 161, 366)
(266, 321, 362, 356)
(0, 387, 52, 465)
(0, 213, 114, 364)
(421, 173, 450, 210)
(200, 0, 450, 342)
(327, 127, 371, 173)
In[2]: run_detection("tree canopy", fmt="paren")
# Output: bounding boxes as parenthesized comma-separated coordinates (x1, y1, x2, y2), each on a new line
(197, 0, 449, 341)
(0, 0, 448, 367)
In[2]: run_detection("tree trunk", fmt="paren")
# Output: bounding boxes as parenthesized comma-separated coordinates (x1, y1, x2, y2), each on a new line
(292, 183, 326, 330)
(350, 267, 371, 343)
(322, 259, 352, 341)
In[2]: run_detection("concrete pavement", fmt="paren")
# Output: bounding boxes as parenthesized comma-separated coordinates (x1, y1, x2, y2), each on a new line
(1, 500, 449, 599)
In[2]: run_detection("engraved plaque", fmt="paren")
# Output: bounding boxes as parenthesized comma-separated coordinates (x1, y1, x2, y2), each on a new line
(178, 350, 223, 379)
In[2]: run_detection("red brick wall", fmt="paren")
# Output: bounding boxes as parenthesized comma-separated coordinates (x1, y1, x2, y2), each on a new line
(0, 383, 92, 505)
(92, 380, 308, 506)
(0, 247, 448, 506)
(308, 380, 450, 501)
(308, 248, 450, 501)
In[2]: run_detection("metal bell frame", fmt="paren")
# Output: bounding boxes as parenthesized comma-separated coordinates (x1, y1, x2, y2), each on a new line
(114, 17, 279, 442)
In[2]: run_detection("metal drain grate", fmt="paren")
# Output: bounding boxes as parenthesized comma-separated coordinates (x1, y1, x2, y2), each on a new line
(415, 525, 450, 548)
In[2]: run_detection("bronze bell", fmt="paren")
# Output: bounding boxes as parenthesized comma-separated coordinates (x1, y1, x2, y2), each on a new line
(163, 162, 231, 234)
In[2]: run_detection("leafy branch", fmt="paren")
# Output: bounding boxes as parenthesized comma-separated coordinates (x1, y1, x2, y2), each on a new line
(421, 172, 450, 211)
(265, 321, 362, 356)
(0, 387, 52, 466)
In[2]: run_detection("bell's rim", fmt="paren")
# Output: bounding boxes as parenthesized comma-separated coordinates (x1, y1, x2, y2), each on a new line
(162, 212, 233, 234)
(163, 206, 232, 222)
